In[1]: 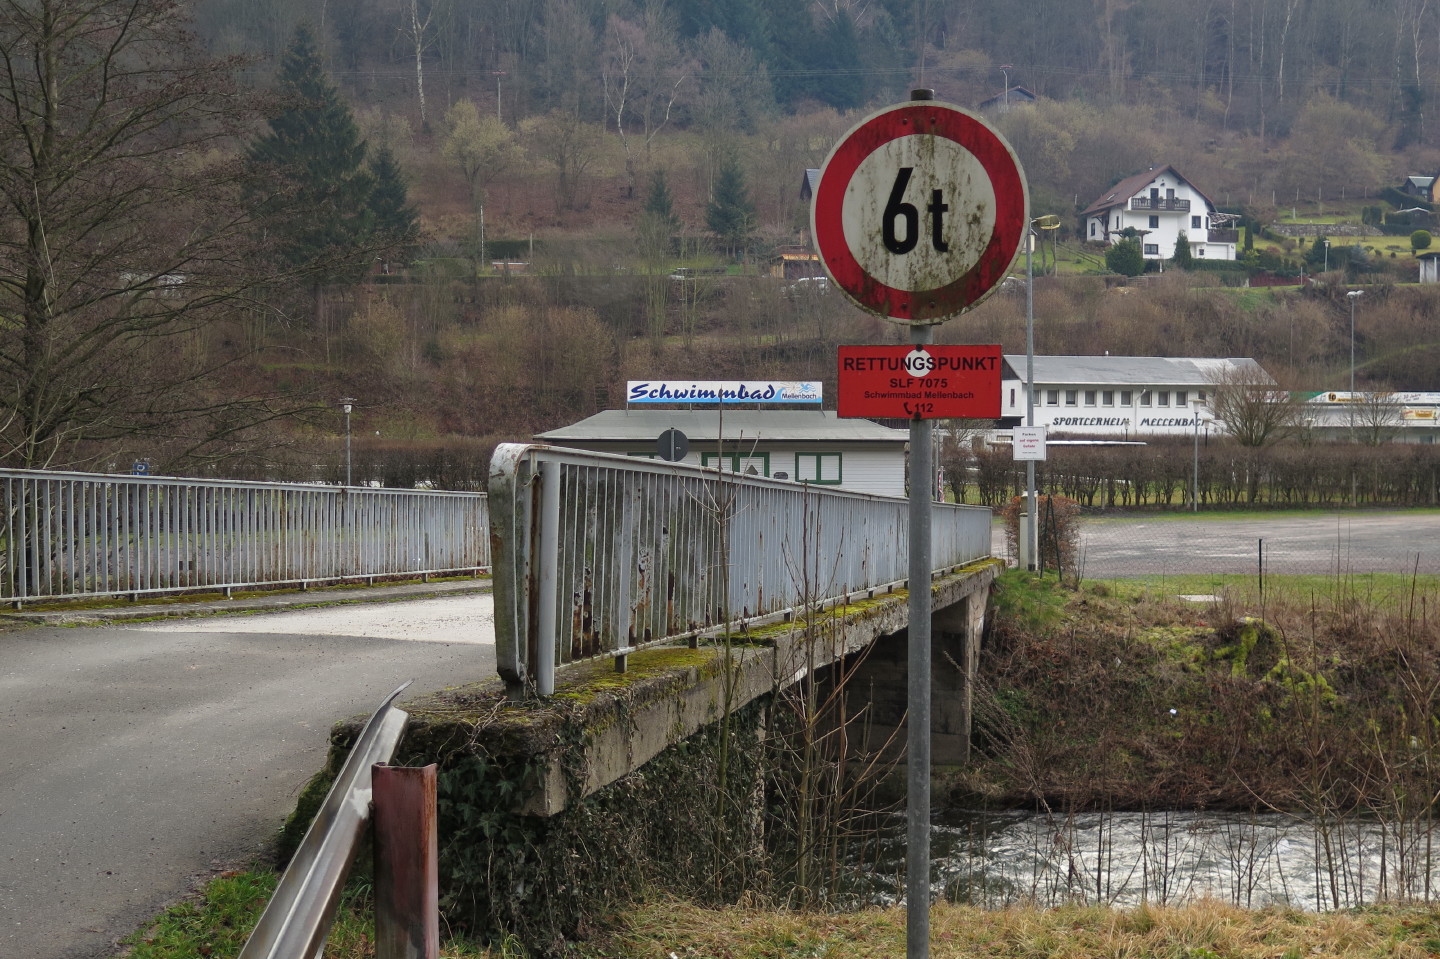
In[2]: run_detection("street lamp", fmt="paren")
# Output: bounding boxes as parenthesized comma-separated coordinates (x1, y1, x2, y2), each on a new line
(1000, 64, 1012, 109)
(1025, 214, 1061, 570)
(1323, 238, 1331, 273)
(1346, 290, 1363, 454)
(1191, 404, 1208, 512)
(340, 397, 356, 486)
(1346, 290, 1363, 398)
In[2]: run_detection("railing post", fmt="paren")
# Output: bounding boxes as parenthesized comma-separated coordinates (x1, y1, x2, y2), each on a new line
(374, 763, 439, 959)
(536, 458, 561, 697)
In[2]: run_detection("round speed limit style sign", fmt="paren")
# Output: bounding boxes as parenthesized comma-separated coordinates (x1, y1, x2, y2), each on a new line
(811, 99, 1028, 324)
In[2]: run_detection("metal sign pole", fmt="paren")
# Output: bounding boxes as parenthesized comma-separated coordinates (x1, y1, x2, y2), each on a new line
(906, 323, 933, 959)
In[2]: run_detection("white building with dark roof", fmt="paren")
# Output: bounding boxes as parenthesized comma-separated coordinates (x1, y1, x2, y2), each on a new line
(535, 410, 909, 496)
(999, 355, 1272, 438)
(1080, 165, 1237, 261)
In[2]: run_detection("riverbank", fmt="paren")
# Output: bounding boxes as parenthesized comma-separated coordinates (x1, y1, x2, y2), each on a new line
(950, 571, 1440, 812)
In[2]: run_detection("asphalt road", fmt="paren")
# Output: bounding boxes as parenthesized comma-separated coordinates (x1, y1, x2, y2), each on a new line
(996, 510, 1440, 578)
(0, 593, 496, 959)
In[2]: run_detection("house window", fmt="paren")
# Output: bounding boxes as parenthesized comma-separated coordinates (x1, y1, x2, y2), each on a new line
(1158, 391, 1170, 406)
(1009, 388, 1016, 407)
(1144, 244, 1159, 255)
(1166, 188, 1175, 201)
(1084, 390, 1097, 406)
(1149, 215, 1160, 229)
(1140, 390, 1152, 406)
(795, 452, 842, 484)
(1175, 390, 1188, 406)
(1120, 390, 1133, 405)
(1065, 390, 1078, 406)
(1046, 389, 1059, 405)
(1101, 390, 1114, 406)
(1090, 222, 1098, 238)
(1032, 388, 1041, 405)
(1197, 248, 1206, 257)
(1192, 215, 1202, 229)
(702, 452, 770, 476)
(1196, 390, 1207, 403)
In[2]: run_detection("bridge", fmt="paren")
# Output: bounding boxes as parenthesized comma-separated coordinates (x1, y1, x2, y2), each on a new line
(1, 449, 1000, 812)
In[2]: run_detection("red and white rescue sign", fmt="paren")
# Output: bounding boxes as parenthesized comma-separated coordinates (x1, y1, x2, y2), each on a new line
(837, 344, 1002, 419)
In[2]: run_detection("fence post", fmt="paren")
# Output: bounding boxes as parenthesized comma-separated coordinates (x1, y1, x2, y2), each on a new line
(374, 763, 439, 959)
(536, 459, 561, 697)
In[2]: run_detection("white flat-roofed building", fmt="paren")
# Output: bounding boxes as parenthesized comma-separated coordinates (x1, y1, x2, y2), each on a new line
(1298, 391, 1440, 443)
(998, 355, 1272, 438)
(535, 410, 909, 496)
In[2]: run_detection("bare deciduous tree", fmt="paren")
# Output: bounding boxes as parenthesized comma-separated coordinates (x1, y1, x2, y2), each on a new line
(0, 0, 290, 470)
(1208, 363, 1300, 448)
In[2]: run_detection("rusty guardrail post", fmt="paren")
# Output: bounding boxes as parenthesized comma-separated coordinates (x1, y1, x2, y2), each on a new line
(373, 763, 439, 959)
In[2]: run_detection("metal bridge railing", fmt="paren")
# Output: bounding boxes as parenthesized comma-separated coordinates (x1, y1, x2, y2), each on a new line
(1, 469, 490, 604)
(488, 443, 993, 696)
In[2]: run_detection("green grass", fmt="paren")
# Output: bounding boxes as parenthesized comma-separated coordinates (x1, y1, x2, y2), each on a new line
(122, 867, 500, 959)
(1095, 571, 1440, 607)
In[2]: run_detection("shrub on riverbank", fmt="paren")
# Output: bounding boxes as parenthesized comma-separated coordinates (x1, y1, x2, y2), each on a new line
(954, 572, 1440, 815)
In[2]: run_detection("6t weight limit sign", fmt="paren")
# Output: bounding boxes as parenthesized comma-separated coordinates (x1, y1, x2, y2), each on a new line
(812, 100, 1028, 323)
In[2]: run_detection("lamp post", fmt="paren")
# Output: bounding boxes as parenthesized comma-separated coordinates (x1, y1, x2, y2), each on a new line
(1192, 404, 1204, 512)
(1000, 64, 1012, 109)
(340, 397, 356, 486)
(1025, 214, 1061, 570)
(492, 70, 505, 122)
(1323, 238, 1331, 273)
(1346, 290, 1363, 399)
(1346, 290, 1363, 464)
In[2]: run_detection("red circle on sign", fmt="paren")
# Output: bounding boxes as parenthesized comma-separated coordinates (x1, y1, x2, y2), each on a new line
(812, 102, 1027, 323)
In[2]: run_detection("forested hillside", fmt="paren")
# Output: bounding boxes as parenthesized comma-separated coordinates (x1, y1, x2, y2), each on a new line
(4, 0, 1440, 480)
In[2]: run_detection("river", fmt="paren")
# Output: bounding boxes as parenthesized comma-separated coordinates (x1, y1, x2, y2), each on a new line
(861, 809, 1440, 911)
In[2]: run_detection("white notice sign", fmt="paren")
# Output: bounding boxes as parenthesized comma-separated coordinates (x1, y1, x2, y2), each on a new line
(1013, 426, 1047, 461)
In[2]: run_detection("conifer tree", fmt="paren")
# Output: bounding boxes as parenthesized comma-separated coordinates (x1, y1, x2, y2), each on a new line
(643, 168, 680, 236)
(368, 145, 420, 263)
(249, 24, 374, 280)
(1173, 230, 1194, 268)
(705, 156, 754, 257)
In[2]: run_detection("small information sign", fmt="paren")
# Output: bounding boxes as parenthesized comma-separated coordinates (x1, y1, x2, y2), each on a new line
(1013, 426, 1047, 460)
(836, 344, 1002, 419)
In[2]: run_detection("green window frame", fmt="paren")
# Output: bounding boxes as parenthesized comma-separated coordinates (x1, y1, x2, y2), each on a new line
(701, 451, 770, 476)
(794, 452, 842, 484)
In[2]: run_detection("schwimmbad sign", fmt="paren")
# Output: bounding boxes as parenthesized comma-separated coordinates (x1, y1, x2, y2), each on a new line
(626, 381, 823, 404)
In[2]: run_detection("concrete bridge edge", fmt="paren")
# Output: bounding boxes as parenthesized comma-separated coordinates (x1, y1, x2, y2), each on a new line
(523, 558, 1005, 816)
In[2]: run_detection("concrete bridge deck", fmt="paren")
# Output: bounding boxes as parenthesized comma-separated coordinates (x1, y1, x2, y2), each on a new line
(394, 559, 1001, 816)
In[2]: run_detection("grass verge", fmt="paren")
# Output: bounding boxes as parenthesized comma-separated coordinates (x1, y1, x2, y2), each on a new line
(1095, 571, 1440, 608)
(124, 868, 1440, 959)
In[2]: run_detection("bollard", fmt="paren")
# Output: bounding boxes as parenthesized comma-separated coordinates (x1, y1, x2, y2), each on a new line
(373, 763, 439, 959)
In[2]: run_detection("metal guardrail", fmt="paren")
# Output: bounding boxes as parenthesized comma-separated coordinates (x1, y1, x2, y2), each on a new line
(0, 469, 490, 604)
(488, 443, 993, 695)
(239, 683, 412, 959)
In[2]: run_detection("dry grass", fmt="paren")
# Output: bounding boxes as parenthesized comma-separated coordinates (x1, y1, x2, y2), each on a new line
(579, 898, 1440, 959)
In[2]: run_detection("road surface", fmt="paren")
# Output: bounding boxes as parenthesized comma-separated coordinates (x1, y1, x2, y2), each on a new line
(0, 593, 495, 959)
(995, 510, 1440, 578)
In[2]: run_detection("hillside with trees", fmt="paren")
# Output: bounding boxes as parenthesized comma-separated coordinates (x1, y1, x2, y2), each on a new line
(5, 0, 1440, 482)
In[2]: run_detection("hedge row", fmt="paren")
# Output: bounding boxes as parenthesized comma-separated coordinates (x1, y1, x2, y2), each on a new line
(968, 438, 1440, 509)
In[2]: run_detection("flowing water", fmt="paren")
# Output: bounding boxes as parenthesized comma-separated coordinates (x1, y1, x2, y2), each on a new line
(860, 809, 1440, 911)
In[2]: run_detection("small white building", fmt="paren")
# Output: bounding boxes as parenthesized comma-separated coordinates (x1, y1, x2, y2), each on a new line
(998, 355, 1272, 439)
(1418, 251, 1440, 283)
(1298, 391, 1440, 443)
(1080, 165, 1237, 261)
(535, 410, 909, 497)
